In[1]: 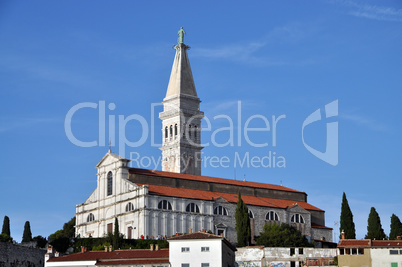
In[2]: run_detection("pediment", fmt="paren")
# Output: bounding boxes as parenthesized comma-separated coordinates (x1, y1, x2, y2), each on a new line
(215, 223, 227, 228)
(287, 203, 309, 214)
(96, 150, 129, 168)
(214, 196, 230, 204)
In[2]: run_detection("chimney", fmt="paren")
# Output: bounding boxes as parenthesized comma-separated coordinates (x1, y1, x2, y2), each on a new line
(109, 245, 113, 252)
(397, 236, 401, 240)
(155, 244, 159, 251)
(189, 228, 192, 234)
(202, 229, 206, 233)
(220, 232, 224, 237)
(47, 245, 54, 254)
(150, 244, 154, 251)
(55, 251, 60, 257)
(175, 233, 180, 236)
(341, 230, 345, 240)
(81, 246, 87, 253)
(104, 246, 108, 252)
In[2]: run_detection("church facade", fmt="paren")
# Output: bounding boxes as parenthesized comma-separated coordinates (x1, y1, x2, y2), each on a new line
(75, 32, 333, 244)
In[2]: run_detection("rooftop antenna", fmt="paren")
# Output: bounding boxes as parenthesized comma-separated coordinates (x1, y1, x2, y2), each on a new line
(108, 139, 112, 152)
(280, 180, 283, 186)
(234, 168, 237, 180)
(243, 174, 246, 182)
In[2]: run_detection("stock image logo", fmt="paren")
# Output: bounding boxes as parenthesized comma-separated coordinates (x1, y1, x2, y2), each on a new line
(64, 99, 338, 169)
(302, 100, 339, 166)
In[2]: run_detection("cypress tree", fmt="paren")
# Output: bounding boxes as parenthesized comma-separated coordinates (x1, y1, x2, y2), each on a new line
(1, 216, 10, 237)
(365, 207, 386, 240)
(339, 192, 356, 239)
(235, 192, 250, 247)
(22, 221, 32, 243)
(389, 214, 402, 240)
(113, 217, 120, 249)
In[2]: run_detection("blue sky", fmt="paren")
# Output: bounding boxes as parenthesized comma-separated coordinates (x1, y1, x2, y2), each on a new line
(0, 0, 401, 242)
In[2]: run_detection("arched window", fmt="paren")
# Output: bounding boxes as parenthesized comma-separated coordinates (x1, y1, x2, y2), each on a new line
(107, 171, 113, 196)
(248, 210, 254, 219)
(186, 203, 200, 213)
(87, 213, 95, 222)
(126, 202, 134, 212)
(194, 126, 197, 140)
(170, 125, 173, 138)
(188, 125, 192, 138)
(214, 206, 228, 216)
(266, 211, 279, 221)
(174, 124, 178, 136)
(165, 126, 168, 138)
(158, 200, 172, 210)
(291, 214, 305, 223)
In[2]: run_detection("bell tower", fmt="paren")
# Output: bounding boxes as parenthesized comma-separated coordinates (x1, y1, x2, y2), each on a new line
(159, 28, 203, 175)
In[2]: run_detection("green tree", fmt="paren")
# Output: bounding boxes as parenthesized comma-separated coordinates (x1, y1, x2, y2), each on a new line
(389, 214, 402, 240)
(256, 223, 312, 247)
(33, 235, 47, 248)
(365, 207, 386, 240)
(49, 217, 76, 253)
(339, 192, 356, 239)
(1, 216, 10, 237)
(113, 217, 121, 249)
(235, 192, 250, 247)
(0, 234, 12, 242)
(22, 221, 32, 243)
(62, 217, 76, 238)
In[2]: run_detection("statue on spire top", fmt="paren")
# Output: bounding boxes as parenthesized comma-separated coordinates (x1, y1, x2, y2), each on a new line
(178, 27, 186, 44)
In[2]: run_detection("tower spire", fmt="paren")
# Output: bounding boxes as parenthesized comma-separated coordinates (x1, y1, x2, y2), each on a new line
(159, 28, 204, 175)
(165, 29, 197, 98)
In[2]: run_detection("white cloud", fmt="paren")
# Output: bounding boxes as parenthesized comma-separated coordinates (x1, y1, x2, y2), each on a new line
(191, 25, 316, 66)
(334, 0, 402, 22)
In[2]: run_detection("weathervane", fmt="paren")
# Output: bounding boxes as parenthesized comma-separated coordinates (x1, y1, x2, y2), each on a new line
(178, 27, 186, 44)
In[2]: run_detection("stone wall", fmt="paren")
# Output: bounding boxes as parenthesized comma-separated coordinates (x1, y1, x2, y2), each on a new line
(0, 242, 46, 267)
(236, 247, 337, 267)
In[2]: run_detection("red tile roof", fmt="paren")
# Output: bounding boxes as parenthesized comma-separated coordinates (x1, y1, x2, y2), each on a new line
(96, 259, 169, 265)
(136, 183, 322, 211)
(130, 168, 303, 193)
(338, 239, 371, 248)
(47, 249, 169, 262)
(372, 240, 402, 247)
(338, 239, 402, 248)
(169, 232, 223, 240)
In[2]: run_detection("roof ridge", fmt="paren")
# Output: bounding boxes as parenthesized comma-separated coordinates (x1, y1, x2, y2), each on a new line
(129, 167, 304, 193)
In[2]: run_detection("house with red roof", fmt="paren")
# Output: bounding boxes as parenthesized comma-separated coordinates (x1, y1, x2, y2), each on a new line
(74, 30, 333, 246)
(45, 245, 169, 267)
(168, 231, 236, 267)
(338, 237, 402, 267)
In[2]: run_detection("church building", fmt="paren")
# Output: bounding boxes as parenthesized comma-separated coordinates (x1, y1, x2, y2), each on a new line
(75, 30, 333, 245)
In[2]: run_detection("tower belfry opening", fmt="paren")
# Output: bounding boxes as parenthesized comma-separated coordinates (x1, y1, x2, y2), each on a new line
(159, 28, 204, 175)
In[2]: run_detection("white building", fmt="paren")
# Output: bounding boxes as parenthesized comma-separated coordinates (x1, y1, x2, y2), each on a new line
(75, 30, 333, 245)
(338, 239, 402, 267)
(168, 231, 236, 267)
